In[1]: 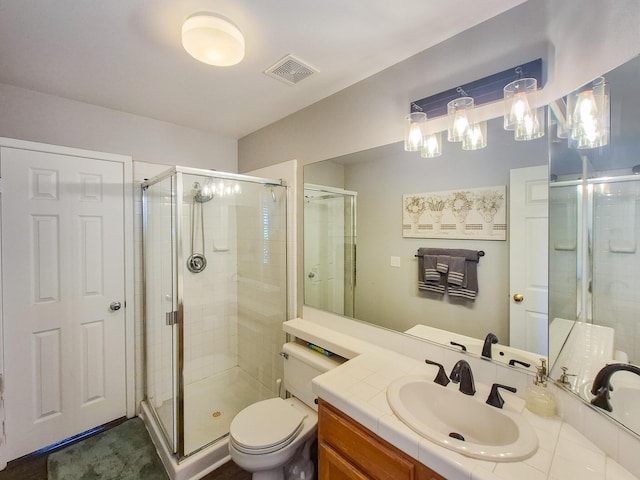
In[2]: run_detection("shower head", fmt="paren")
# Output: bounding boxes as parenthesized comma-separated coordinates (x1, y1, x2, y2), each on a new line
(193, 181, 214, 203)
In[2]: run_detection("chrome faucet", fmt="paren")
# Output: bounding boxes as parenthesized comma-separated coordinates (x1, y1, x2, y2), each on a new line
(450, 360, 475, 395)
(482, 333, 498, 359)
(590, 363, 640, 412)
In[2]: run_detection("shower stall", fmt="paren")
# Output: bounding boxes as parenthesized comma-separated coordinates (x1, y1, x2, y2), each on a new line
(303, 184, 357, 317)
(141, 166, 287, 472)
(550, 175, 640, 364)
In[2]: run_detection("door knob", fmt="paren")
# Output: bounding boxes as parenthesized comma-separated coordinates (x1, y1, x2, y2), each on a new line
(110, 301, 122, 311)
(512, 294, 524, 303)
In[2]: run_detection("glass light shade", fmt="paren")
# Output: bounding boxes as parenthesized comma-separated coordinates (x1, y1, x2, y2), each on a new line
(504, 78, 538, 131)
(462, 122, 487, 150)
(514, 106, 545, 141)
(568, 77, 609, 149)
(404, 112, 427, 152)
(447, 97, 474, 142)
(182, 13, 245, 66)
(420, 132, 442, 158)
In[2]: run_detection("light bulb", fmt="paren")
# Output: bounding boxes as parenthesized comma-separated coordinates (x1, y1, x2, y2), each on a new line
(509, 92, 531, 127)
(421, 132, 442, 158)
(462, 122, 487, 150)
(404, 112, 427, 152)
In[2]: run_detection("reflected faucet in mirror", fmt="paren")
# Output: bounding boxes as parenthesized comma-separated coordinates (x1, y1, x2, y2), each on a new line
(590, 363, 640, 412)
(482, 332, 498, 359)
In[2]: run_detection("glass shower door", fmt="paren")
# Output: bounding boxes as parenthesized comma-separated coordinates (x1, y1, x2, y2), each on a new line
(303, 185, 357, 317)
(179, 172, 288, 456)
(143, 174, 178, 453)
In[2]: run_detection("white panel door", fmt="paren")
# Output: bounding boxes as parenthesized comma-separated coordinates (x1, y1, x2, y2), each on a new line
(1, 147, 126, 460)
(509, 165, 549, 355)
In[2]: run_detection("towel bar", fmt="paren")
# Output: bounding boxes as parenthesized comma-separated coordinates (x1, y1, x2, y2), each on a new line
(414, 250, 484, 258)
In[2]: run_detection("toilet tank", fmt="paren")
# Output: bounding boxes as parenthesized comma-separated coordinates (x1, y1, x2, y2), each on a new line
(283, 342, 344, 411)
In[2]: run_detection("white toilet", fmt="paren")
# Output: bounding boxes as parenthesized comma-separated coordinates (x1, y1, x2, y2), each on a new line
(229, 342, 342, 480)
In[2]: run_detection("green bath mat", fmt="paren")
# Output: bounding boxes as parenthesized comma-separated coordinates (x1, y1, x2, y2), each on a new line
(47, 418, 169, 480)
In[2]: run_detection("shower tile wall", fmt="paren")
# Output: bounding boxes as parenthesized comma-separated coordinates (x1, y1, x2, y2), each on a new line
(549, 186, 579, 323)
(236, 187, 287, 394)
(592, 182, 640, 364)
(182, 192, 239, 385)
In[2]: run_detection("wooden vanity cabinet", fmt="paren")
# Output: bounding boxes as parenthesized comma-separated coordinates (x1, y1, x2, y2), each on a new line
(318, 399, 445, 480)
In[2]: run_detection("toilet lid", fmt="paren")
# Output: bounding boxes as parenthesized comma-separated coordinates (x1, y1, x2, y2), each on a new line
(230, 398, 306, 451)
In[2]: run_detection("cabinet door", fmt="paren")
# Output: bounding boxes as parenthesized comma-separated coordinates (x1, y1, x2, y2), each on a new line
(319, 443, 371, 480)
(319, 400, 446, 480)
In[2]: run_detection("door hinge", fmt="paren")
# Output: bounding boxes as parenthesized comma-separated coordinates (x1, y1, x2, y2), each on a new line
(165, 311, 179, 326)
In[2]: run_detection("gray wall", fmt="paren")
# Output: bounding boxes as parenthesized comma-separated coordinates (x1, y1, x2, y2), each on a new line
(0, 83, 237, 170)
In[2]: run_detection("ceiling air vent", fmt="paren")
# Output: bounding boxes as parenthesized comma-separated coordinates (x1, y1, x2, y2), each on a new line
(264, 54, 317, 86)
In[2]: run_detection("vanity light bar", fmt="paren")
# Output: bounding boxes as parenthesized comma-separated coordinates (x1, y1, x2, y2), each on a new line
(409, 59, 544, 118)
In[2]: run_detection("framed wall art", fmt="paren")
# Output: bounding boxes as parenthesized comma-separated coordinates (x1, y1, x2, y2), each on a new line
(402, 186, 507, 240)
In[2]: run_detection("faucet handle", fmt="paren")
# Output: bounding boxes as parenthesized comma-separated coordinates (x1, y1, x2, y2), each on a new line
(486, 383, 517, 409)
(558, 366, 576, 386)
(424, 359, 450, 386)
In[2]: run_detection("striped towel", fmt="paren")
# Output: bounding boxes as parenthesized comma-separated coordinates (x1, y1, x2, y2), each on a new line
(447, 256, 465, 286)
(418, 254, 445, 294)
(448, 260, 478, 301)
(436, 255, 450, 274)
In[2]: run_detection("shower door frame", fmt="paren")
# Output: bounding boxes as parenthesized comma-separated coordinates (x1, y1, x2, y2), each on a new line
(142, 166, 285, 460)
(303, 183, 357, 317)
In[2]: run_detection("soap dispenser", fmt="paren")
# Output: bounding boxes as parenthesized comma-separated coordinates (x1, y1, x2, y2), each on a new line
(525, 358, 556, 417)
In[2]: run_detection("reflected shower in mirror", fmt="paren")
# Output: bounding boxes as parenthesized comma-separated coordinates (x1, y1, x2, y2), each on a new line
(549, 55, 640, 437)
(303, 184, 357, 317)
(304, 115, 549, 370)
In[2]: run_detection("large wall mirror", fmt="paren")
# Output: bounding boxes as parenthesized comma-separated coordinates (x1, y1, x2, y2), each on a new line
(549, 55, 640, 437)
(303, 114, 549, 371)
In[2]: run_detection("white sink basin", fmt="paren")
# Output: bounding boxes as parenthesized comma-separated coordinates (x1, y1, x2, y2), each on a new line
(387, 375, 538, 461)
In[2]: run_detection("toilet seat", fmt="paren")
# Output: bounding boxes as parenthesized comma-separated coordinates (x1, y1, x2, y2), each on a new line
(230, 398, 306, 454)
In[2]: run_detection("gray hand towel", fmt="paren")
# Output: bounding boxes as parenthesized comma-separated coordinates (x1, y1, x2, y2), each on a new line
(448, 260, 478, 301)
(423, 255, 441, 282)
(418, 273, 446, 294)
(418, 254, 446, 295)
(436, 255, 450, 274)
(447, 256, 465, 286)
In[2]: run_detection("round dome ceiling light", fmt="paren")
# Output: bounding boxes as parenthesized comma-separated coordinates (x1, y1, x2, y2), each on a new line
(181, 13, 245, 67)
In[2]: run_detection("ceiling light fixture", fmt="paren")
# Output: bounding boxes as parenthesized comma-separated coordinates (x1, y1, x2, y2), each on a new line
(182, 13, 245, 67)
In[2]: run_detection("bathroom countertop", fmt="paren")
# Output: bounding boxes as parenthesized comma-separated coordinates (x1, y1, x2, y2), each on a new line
(312, 350, 638, 480)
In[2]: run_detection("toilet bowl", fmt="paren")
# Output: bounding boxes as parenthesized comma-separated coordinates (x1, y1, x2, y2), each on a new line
(229, 397, 317, 480)
(229, 342, 343, 480)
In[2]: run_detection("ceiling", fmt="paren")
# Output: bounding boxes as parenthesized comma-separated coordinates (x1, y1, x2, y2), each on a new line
(0, 0, 525, 139)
